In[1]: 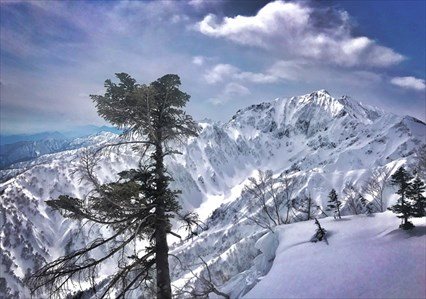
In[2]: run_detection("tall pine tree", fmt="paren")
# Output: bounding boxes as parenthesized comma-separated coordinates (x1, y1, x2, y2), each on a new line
(27, 73, 198, 298)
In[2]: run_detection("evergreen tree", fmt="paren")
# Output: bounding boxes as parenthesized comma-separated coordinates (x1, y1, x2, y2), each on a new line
(326, 189, 341, 219)
(407, 177, 426, 218)
(388, 167, 415, 229)
(27, 73, 198, 298)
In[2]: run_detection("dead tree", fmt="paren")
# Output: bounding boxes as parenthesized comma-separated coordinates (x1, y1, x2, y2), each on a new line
(171, 255, 229, 299)
(360, 196, 374, 216)
(243, 170, 282, 232)
(243, 170, 299, 231)
(342, 181, 363, 215)
(291, 194, 317, 221)
(362, 167, 393, 212)
(279, 174, 299, 224)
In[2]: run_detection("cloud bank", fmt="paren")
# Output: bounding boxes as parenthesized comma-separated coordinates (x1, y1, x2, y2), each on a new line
(390, 76, 425, 91)
(197, 1, 405, 67)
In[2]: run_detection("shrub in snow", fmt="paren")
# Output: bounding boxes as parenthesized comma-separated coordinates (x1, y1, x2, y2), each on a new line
(310, 218, 327, 244)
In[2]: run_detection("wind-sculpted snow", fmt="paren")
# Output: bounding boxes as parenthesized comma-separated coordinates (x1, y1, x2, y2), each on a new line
(1, 90, 425, 298)
(245, 212, 426, 299)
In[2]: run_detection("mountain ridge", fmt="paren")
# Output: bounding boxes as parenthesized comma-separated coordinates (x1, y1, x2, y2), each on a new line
(0, 126, 122, 170)
(1, 90, 424, 298)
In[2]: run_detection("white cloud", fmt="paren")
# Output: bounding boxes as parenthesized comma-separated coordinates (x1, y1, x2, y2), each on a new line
(192, 56, 205, 66)
(188, 0, 223, 10)
(0, 0, 215, 133)
(267, 60, 306, 81)
(204, 63, 279, 84)
(196, 1, 404, 67)
(188, 0, 205, 8)
(209, 82, 251, 105)
(390, 76, 426, 91)
(208, 97, 223, 105)
(204, 64, 239, 84)
(224, 82, 251, 96)
(236, 71, 278, 83)
(171, 14, 190, 24)
(267, 60, 384, 87)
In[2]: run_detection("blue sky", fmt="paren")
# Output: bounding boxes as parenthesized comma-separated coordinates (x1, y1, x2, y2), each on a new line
(1, 0, 425, 134)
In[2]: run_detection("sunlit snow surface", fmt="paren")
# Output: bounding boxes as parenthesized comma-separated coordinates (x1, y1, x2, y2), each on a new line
(245, 212, 426, 299)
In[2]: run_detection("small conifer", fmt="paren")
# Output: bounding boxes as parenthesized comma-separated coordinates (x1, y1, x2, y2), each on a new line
(326, 189, 342, 219)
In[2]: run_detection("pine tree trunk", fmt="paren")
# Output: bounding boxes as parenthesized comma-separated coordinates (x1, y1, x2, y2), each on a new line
(155, 210, 172, 299)
(402, 198, 408, 226)
(154, 141, 172, 299)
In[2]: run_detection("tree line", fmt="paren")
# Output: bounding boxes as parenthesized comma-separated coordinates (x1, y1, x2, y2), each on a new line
(243, 165, 425, 230)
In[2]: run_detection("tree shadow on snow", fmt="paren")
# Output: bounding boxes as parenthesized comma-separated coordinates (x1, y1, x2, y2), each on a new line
(384, 225, 426, 240)
(281, 231, 335, 250)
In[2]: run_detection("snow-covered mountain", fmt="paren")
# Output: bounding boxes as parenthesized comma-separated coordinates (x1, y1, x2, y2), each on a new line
(1, 90, 425, 298)
(0, 138, 70, 169)
(0, 126, 122, 170)
(0, 131, 67, 146)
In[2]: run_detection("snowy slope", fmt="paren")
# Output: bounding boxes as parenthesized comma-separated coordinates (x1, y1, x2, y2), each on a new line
(245, 212, 426, 299)
(1, 90, 425, 298)
(0, 138, 69, 169)
(0, 126, 121, 170)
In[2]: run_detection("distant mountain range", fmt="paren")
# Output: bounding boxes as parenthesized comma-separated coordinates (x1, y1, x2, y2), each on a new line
(0, 125, 121, 169)
(0, 125, 121, 145)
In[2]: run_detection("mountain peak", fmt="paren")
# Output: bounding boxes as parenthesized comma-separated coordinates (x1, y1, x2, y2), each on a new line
(229, 90, 383, 131)
(312, 89, 330, 96)
(294, 89, 344, 117)
(300, 89, 332, 102)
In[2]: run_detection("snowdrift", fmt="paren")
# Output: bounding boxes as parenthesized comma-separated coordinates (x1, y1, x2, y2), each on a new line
(245, 212, 426, 299)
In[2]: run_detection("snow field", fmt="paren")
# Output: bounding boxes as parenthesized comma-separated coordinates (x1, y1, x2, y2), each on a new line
(245, 212, 426, 299)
